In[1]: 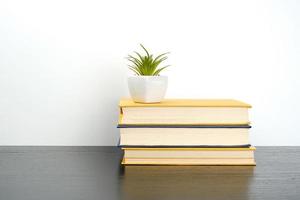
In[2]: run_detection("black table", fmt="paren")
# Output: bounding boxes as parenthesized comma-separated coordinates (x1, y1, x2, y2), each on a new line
(0, 147, 299, 200)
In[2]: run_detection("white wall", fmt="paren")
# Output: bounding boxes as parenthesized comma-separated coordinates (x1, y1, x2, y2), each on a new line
(0, 0, 299, 145)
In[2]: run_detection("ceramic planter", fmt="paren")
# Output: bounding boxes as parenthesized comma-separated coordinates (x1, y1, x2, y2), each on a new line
(128, 76, 168, 103)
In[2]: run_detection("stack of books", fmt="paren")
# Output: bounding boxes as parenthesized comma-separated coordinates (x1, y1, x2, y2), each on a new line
(118, 98, 255, 165)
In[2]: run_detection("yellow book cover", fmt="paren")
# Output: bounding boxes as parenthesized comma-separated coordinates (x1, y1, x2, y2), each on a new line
(122, 147, 256, 151)
(119, 98, 252, 108)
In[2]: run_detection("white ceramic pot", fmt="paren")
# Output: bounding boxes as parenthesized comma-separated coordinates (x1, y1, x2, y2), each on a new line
(128, 76, 168, 103)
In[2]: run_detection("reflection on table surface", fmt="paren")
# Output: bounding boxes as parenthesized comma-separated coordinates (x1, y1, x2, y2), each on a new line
(119, 165, 254, 200)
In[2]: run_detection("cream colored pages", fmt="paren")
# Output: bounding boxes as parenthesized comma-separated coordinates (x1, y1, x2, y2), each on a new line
(121, 107, 249, 125)
(122, 158, 256, 165)
(124, 149, 254, 159)
(120, 128, 249, 146)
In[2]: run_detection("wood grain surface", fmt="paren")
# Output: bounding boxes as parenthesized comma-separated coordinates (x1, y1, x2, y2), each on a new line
(0, 146, 299, 200)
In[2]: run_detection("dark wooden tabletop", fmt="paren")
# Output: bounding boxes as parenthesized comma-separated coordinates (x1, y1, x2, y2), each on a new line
(0, 146, 299, 200)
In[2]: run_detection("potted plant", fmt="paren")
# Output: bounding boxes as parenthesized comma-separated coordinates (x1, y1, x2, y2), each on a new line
(126, 44, 170, 103)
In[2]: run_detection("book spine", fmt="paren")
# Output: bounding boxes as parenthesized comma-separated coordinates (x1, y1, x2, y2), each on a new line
(117, 124, 251, 128)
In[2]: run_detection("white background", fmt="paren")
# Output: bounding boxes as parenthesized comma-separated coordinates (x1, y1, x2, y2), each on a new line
(0, 0, 299, 145)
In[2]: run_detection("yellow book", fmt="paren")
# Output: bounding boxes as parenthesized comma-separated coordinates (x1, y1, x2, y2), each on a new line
(121, 147, 256, 166)
(119, 126, 251, 147)
(121, 158, 256, 166)
(119, 98, 251, 125)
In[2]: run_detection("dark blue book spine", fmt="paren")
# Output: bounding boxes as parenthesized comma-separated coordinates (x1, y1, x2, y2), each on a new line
(117, 124, 251, 128)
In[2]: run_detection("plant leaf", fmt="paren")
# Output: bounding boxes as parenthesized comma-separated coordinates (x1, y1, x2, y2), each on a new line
(140, 44, 150, 57)
(153, 65, 170, 76)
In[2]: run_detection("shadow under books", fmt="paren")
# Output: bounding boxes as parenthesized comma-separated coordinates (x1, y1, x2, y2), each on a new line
(119, 165, 255, 200)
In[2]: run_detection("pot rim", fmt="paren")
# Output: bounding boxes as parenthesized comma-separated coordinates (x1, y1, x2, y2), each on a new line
(128, 75, 167, 78)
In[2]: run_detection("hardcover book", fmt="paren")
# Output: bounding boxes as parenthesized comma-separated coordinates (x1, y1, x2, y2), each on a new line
(119, 98, 251, 125)
(122, 147, 256, 165)
(118, 125, 251, 147)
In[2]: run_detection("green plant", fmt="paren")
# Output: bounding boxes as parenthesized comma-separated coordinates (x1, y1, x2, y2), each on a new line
(127, 44, 170, 76)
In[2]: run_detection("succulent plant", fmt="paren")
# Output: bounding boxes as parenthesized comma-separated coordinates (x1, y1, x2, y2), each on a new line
(127, 44, 170, 76)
